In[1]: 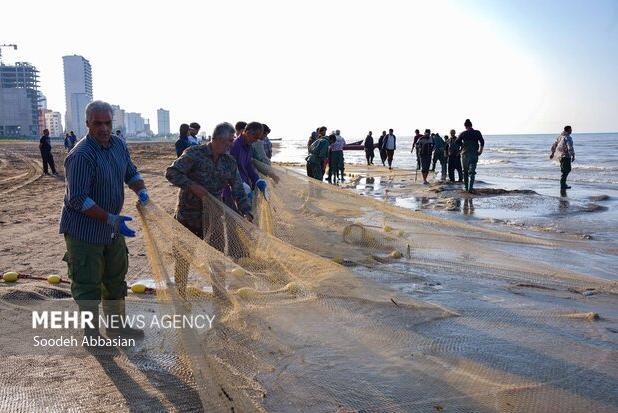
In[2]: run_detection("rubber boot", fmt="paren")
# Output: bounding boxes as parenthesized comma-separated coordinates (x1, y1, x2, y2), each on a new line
(80, 304, 101, 339)
(103, 299, 144, 338)
(469, 176, 475, 193)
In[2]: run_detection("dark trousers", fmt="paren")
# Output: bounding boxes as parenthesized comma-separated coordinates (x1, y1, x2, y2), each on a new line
(40, 150, 57, 174)
(461, 153, 478, 191)
(379, 149, 387, 165)
(560, 157, 572, 188)
(448, 155, 463, 182)
(386, 149, 395, 167)
(328, 151, 344, 180)
(307, 161, 325, 181)
(365, 148, 374, 164)
(432, 152, 446, 176)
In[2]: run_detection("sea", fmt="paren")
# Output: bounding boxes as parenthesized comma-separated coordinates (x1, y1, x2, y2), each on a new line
(272, 133, 618, 280)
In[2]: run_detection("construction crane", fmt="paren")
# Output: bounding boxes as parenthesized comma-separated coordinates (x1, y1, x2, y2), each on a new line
(0, 44, 18, 64)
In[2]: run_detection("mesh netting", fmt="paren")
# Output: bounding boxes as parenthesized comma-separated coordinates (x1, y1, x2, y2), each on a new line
(1, 159, 615, 412)
(130, 163, 616, 412)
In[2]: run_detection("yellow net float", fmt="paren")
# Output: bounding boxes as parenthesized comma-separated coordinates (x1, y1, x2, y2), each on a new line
(2, 271, 19, 282)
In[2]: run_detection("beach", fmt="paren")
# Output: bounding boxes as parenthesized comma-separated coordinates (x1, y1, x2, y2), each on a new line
(0, 138, 616, 412)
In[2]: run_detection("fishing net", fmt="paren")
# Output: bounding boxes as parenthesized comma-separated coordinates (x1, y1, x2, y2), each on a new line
(130, 163, 616, 412)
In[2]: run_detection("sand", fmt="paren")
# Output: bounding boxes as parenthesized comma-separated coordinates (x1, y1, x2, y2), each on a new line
(1, 141, 617, 412)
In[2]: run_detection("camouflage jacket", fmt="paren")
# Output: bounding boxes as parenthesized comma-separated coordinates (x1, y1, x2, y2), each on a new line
(165, 143, 251, 225)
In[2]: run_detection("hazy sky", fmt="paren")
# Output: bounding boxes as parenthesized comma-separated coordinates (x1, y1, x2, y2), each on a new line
(2, 0, 617, 137)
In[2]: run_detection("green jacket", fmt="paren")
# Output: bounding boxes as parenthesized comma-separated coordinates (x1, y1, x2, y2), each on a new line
(306, 137, 330, 164)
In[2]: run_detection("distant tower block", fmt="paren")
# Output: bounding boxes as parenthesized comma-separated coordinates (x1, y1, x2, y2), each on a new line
(63, 55, 93, 138)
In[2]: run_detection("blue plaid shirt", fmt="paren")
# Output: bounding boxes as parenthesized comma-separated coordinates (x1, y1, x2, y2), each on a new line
(59, 135, 141, 245)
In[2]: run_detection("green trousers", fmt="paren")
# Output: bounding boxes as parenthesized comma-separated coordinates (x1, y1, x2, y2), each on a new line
(461, 153, 478, 191)
(307, 161, 325, 181)
(63, 234, 128, 302)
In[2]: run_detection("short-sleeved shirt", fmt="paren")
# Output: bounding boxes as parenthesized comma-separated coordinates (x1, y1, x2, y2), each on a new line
(59, 135, 141, 245)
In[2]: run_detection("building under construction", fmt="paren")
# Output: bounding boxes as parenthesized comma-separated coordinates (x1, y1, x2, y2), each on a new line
(0, 62, 40, 137)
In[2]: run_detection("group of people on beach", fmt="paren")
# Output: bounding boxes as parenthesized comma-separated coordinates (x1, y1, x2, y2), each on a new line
(53, 100, 577, 339)
(306, 127, 347, 182)
(307, 119, 485, 193)
(58, 100, 283, 337)
(305, 120, 576, 195)
(409, 120, 485, 191)
(364, 129, 398, 170)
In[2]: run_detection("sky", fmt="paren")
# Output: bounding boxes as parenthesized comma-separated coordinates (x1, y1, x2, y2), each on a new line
(2, 0, 617, 138)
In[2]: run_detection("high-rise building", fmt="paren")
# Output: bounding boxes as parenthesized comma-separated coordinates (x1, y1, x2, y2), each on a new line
(111, 104, 125, 134)
(124, 112, 145, 137)
(157, 108, 170, 136)
(0, 62, 40, 136)
(37, 92, 47, 110)
(38, 108, 50, 136)
(63, 55, 92, 138)
(44, 111, 63, 137)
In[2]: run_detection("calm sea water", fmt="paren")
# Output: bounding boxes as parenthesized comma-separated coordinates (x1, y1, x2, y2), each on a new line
(273, 133, 617, 186)
(272, 133, 618, 260)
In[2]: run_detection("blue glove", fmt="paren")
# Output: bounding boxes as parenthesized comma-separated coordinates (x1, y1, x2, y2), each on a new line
(138, 189, 149, 205)
(107, 214, 136, 237)
(256, 179, 267, 192)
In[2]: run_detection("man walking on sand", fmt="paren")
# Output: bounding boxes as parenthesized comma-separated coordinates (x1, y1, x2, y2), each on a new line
(456, 119, 484, 193)
(411, 129, 422, 170)
(364, 131, 375, 165)
(384, 128, 397, 169)
(550, 125, 575, 190)
(377, 131, 387, 166)
(417, 129, 435, 185)
(431, 132, 446, 181)
(445, 129, 463, 183)
(60, 100, 149, 339)
(39, 129, 57, 175)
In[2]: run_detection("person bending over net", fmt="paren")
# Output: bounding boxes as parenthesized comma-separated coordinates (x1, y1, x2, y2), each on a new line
(306, 129, 333, 181)
(166, 122, 253, 298)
